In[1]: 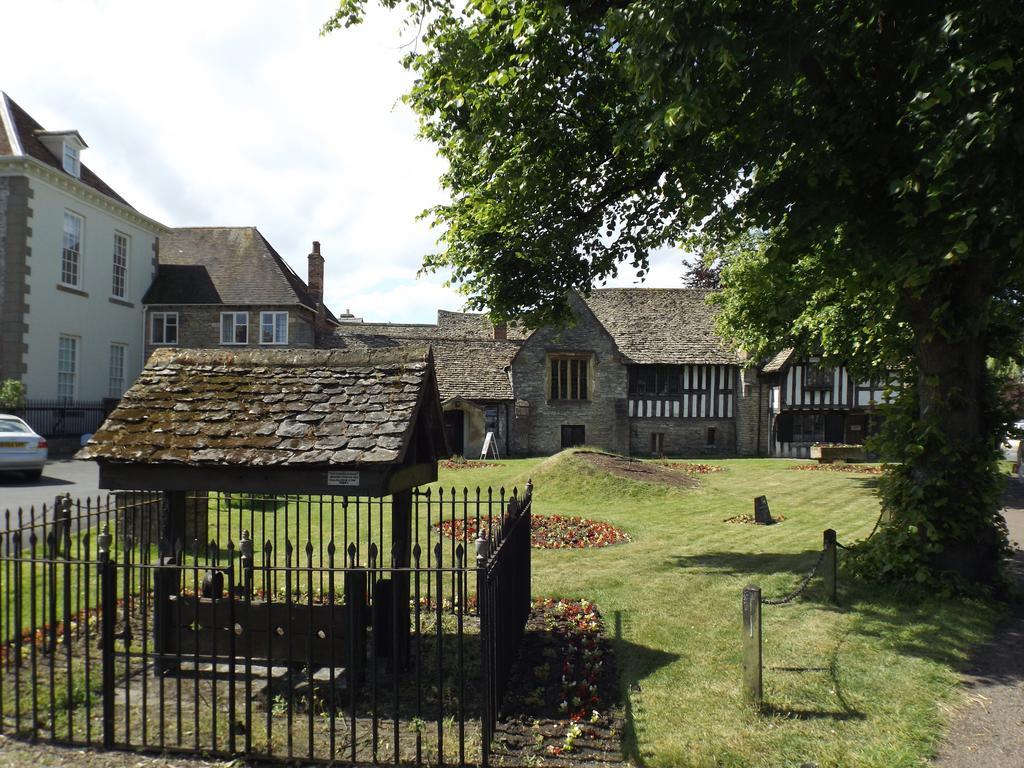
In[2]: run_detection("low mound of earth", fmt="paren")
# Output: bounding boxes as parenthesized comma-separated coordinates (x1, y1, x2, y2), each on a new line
(568, 450, 700, 489)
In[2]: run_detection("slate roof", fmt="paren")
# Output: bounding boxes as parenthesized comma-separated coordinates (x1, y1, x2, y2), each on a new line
(0, 92, 131, 206)
(143, 227, 338, 322)
(582, 288, 741, 365)
(78, 347, 436, 467)
(762, 348, 795, 374)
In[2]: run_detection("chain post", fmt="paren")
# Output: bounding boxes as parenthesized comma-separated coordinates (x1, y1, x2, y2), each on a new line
(823, 529, 838, 603)
(742, 585, 762, 708)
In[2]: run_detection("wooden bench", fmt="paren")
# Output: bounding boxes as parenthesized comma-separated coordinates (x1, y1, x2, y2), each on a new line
(154, 562, 368, 692)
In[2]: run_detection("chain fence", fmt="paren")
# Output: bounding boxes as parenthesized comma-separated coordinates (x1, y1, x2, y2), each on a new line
(761, 546, 829, 606)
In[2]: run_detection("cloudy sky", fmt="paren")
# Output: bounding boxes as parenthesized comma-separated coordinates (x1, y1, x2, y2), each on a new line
(1, 0, 687, 323)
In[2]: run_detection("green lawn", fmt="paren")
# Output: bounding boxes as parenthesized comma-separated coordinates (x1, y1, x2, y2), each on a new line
(429, 453, 1001, 768)
(0, 454, 1003, 767)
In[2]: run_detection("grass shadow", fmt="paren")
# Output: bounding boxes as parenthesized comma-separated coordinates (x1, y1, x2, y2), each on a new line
(671, 549, 823, 579)
(614, 610, 679, 768)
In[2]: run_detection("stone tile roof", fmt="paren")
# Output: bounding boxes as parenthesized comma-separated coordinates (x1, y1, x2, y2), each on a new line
(78, 347, 436, 467)
(431, 340, 518, 401)
(143, 227, 337, 322)
(0, 93, 131, 206)
(435, 310, 530, 340)
(583, 288, 741, 365)
(325, 329, 519, 401)
(762, 348, 795, 374)
(333, 322, 440, 340)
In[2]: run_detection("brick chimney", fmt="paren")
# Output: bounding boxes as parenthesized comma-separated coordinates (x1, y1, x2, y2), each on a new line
(307, 241, 328, 334)
(493, 321, 507, 340)
(307, 241, 324, 304)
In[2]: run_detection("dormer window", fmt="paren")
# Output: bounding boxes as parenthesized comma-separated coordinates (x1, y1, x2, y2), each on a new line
(34, 129, 88, 179)
(62, 143, 80, 177)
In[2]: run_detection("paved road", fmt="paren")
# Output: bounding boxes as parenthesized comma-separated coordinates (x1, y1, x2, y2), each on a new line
(0, 458, 104, 523)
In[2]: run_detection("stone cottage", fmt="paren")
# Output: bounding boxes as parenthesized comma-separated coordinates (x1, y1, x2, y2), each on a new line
(327, 314, 523, 458)
(331, 288, 781, 458)
(142, 229, 339, 357)
(508, 289, 772, 456)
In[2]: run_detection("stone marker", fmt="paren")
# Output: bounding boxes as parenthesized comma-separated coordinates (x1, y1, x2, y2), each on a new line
(753, 495, 773, 525)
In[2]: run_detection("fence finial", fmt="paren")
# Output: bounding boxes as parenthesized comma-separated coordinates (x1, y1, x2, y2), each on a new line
(475, 533, 489, 564)
(240, 529, 253, 560)
(98, 523, 112, 557)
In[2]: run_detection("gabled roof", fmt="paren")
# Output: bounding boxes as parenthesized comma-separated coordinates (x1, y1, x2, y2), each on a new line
(582, 288, 741, 365)
(0, 92, 131, 206)
(431, 340, 518, 401)
(78, 347, 441, 468)
(143, 227, 337, 321)
(762, 348, 796, 374)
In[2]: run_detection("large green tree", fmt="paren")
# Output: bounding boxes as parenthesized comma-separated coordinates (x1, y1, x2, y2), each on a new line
(326, 1, 1024, 586)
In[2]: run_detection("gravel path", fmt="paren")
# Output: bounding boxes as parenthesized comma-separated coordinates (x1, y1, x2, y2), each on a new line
(932, 482, 1024, 768)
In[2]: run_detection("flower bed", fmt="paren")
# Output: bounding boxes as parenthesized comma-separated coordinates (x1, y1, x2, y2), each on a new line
(792, 463, 884, 475)
(436, 514, 630, 549)
(438, 459, 501, 470)
(659, 461, 724, 474)
(723, 513, 786, 525)
(809, 443, 868, 463)
(491, 598, 621, 763)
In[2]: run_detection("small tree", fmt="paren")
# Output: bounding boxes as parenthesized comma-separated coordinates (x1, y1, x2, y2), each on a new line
(0, 379, 26, 410)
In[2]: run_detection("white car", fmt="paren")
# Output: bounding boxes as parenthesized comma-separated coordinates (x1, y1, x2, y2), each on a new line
(0, 413, 47, 481)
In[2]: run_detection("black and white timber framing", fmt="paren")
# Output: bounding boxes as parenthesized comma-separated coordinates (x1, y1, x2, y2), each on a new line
(766, 361, 888, 458)
(627, 364, 737, 419)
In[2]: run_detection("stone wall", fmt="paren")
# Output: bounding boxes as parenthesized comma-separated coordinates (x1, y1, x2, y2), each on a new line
(442, 400, 513, 458)
(734, 366, 771, 456)
(629, 417, 738, 457)
(511, 293, 628, 455)
(145, 303, 317, 359)
(0, 176, 31, 382)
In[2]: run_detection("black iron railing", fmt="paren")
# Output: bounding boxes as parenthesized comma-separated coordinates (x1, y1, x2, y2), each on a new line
(477, 483, 532, 761)
(0, 484, 533, 765)
(10, 399, 117, 438)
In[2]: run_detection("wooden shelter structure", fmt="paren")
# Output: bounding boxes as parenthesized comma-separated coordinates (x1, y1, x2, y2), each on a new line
(78, 345, 448, 664)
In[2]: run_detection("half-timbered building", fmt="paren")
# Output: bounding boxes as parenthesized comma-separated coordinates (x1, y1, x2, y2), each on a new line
(761, 349, 888, 457)
(509, 289, 755, 456)
(325, 288, 894, 460)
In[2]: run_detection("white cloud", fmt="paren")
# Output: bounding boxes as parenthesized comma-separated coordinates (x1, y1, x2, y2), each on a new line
(1, 1, 685, 322)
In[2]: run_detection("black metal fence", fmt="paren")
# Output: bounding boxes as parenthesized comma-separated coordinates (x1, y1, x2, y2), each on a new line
(0, 483, 533, 765)
(9, 399, 117, 438)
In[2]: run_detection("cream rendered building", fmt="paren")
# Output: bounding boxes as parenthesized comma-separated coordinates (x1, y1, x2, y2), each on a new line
(0, 92, 167, 402)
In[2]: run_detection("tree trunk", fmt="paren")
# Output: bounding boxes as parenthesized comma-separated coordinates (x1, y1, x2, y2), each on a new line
(904, 266, 1004, 583)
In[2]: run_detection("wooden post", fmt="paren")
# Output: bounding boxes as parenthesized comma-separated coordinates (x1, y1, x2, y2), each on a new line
(742, 585, 762, 708)
(823, 529, 837, 603)
(391, 489, 413, 665)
